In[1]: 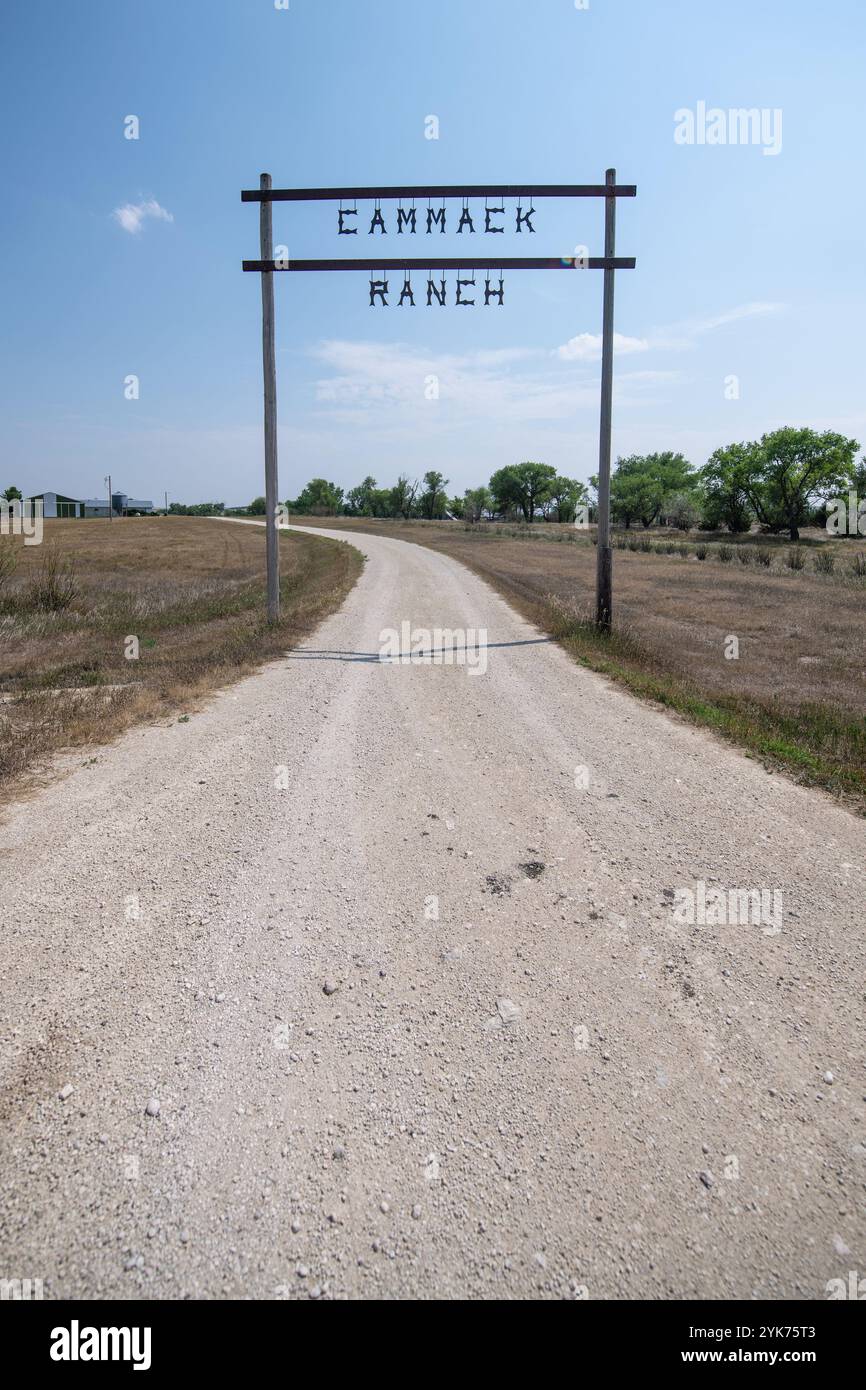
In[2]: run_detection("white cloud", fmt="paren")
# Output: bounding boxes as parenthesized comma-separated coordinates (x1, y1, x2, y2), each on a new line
(691, 301, 785, 334)
(306, 338, 686, 443)
(112, 198, 174, 235)
(555, 301, 786, 358)
(310, 339, 593, 425)
(648, 301, 786, 350)
(556, 332, 649, 362)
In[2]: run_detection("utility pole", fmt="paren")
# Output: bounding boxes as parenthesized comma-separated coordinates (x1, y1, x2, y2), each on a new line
(105, 474, 112, 522)
(164, 491, 168, 515)
(595, 167, 617, 632)
(259, 172, 280, 622)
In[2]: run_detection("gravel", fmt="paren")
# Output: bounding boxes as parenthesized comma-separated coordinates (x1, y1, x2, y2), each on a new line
(0, 520, 864, 1300)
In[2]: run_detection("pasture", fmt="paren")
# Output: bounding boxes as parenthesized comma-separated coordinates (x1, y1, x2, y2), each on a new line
(0, 518, 361, 795)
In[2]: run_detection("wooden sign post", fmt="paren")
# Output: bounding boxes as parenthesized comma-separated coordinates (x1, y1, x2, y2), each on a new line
(243, 173, 636, 630)
(258, 173, 280, 624)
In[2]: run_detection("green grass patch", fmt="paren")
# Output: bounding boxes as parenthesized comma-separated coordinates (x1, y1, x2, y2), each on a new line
(545, 597, 866, 808)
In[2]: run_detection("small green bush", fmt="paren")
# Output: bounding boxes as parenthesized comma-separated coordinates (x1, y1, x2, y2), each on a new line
(695, 544, 708, 560)
(755, 547, 772, 567)
(718, 544, 733, 563)
(849, 552, 866, 578)
(737, 548, 752, 565)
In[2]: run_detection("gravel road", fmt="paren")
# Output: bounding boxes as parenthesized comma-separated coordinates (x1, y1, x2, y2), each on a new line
(1, 521, 864, 1301)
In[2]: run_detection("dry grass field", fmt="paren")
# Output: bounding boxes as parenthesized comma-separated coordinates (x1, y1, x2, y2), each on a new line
(295, 516, 866, 808)
(0, 518, 362, 797)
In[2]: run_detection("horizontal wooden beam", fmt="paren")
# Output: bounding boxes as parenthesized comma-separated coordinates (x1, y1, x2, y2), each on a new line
(242, 183, 637, 203)
(242, 257, 637, 273)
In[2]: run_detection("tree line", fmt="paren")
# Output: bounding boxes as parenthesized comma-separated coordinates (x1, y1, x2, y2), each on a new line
(285, 426, 863, 541)
(13, 425, 859, 542)
(595, 428, 862, 540)
(288, 464, 589, 525)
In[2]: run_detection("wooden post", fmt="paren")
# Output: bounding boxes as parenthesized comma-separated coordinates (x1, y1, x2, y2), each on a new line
(260, 172, 280, 622)
(595, 167, 617, 632)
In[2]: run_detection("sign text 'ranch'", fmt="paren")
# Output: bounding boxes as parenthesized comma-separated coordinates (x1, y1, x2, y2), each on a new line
(368, 273, 505, 307)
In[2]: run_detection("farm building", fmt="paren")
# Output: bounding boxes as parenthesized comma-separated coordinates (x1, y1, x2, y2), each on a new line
(24, 491, 156, 518)
(83, 494, 155, 517)
(24, 491, 85, 518)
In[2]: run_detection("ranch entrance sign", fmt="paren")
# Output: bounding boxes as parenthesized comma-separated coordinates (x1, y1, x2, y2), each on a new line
(242, 173, 636, 630)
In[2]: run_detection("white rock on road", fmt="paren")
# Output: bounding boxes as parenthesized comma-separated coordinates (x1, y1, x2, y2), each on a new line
(0, 520, 864, 1300)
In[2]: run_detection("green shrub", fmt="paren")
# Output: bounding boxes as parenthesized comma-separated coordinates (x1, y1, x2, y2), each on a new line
(718, 544, 733, 563)
(849, 552, 866, 578)
(786, 547, 806, 571)
(755, 547, 772, 567)
(737, 548, 752, 565)
(695, 544, 708, 560)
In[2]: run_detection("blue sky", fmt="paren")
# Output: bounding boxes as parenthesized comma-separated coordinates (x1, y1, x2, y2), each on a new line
(1, 0, 864, 506)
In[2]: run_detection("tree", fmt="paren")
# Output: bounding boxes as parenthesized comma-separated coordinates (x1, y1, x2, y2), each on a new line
(368, 487, 393, 518)
(547, 476, 588, 524)
(388, 475, 419, 519)
(290, 479, 344, 515)
(169, 501, 226, 515)
(345, 476, 377, 516)
(662, 491, 701, 530)
(489, 462, 557, 522)
(2, 485, 22, 501)
(448, 495, 465, 519)
(704, 428, 860, 540)
(488, 465, 521, 518)
(464, 486, 492, 523)
(699, 444, 754, 533)
(420, 470, 449, 520)
(248, 496, 267, 515)
(600, 453, 695, 528)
